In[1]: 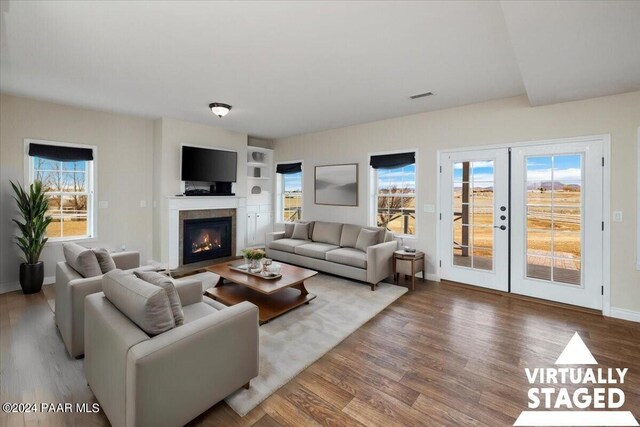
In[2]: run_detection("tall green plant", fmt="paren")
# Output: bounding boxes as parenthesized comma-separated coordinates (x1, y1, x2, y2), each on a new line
(10, 180, 52, 264)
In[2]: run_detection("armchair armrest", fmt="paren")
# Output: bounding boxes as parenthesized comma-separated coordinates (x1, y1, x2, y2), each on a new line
(366, 240, 398, 286)
(266, 231, 285, 247)
(174, 279, 204, 306)
(125, 302, 259, 427)
(112, 251, 140, 270)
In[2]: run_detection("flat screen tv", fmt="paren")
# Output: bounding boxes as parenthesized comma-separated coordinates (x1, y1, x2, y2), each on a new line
(181, 146, 237, 182)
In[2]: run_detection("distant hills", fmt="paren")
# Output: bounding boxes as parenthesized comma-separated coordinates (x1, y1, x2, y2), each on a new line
(527, 181, 580, 191)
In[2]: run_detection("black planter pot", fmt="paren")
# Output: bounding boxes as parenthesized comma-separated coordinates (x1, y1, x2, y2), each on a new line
(19, 261, 44, 294)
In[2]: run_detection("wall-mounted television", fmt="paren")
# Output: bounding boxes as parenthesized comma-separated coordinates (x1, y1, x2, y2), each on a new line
(181, 145, 237, 183)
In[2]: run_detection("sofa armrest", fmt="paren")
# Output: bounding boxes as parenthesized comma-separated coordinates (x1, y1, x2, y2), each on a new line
(85, 293, 150, 427)
(266, 231, 285, 247)
(125, 301, 259, 427)
(366, 240, 398, 286)
(174, 279, 203, 306)
(112, 251, 140, 270)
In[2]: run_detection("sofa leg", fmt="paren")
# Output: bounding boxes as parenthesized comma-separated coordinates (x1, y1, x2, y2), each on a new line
(243, 381, 250, 390)
(370, 283, 376, 291)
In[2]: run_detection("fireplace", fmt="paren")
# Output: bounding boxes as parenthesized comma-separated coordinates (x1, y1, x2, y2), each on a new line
(182, 216, 232, 265)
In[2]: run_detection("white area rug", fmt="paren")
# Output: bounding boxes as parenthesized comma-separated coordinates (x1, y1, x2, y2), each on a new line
(225, 273, 407, 416)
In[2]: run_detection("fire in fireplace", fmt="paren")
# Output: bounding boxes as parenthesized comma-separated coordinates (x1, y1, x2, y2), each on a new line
(183, 216, 232, 264)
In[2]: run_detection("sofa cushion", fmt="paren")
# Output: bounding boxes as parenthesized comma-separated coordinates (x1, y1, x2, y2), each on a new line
(356, 228, 380, 252)
(326, 248, 367, 269)
(63, 242, 103, 278)
(291, 223, 310, 240)
(312, 221, 343, 246)
(182, 302, 218, 324)
(102, 270, 175, 336)
(284, 222, 295, 238)
(134, 271, 185, 326)
(294, 242, 340, 259)
(268, 238, 309, 253)
(92, 248, 116, 274)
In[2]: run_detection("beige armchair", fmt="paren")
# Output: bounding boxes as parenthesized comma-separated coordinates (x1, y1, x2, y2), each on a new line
(55, 250, 156, 357)
(84, 277, 259, 427)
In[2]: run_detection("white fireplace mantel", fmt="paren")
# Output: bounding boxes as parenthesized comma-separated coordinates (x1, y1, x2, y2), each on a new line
(166, 196, 247, 269)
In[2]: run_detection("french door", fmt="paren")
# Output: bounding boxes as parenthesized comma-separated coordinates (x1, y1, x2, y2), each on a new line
(440, 149, 510, 291)
(440, 138, 604, 310)
(511, 141, 603, 310)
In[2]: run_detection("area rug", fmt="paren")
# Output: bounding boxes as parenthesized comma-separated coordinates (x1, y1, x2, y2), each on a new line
(225, 273, 407, 416)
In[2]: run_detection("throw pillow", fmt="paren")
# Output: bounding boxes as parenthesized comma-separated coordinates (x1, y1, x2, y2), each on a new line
(63, 242, 103, 278)
(291, 222, 310, 240)
(355, 228, 379, 252)
(284, 222, 295, 238)
(92, 248, 116, 274)
(134, 271, 184, 326)
(103, 270, 175, 336)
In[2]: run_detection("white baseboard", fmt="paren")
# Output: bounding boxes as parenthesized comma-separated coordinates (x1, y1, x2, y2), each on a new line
(0, 281, 21, 294)
(0, 275, 55, 295)
(608, 307, 640, 323)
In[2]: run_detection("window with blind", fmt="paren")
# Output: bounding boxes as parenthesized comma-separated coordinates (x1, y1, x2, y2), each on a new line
(276, 162, 303, 222)
(26, 140, 96, 241)
(370, 152, 416, 236)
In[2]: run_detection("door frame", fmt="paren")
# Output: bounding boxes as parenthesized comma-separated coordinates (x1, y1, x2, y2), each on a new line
(436, 134, 611, 315)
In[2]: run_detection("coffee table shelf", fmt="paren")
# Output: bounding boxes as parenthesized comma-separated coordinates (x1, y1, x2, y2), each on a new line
(206, 285, 315, 324)
(205, 260, 318, 324)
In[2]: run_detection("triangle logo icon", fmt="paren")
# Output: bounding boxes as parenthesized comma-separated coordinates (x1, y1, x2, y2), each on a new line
(555, 332, 598, 365)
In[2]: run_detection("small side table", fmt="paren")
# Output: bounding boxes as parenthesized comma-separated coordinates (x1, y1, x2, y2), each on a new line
(393, 250, 425, 291)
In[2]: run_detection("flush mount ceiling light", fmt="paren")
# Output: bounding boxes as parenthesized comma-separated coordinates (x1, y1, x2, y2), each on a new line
(209, 102, 232, 118)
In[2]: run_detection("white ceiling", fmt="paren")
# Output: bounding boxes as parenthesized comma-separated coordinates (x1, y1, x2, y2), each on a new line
(1, 1, 638, 139)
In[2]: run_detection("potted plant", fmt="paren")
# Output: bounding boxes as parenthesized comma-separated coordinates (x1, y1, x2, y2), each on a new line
(241, 248, 265, 271)
(10, 180, 52, 294)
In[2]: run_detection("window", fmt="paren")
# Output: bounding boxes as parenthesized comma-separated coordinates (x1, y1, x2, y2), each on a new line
(370, 152, 416, 236)
(276, 162, 303, 222)
(27, 140, 96, 241)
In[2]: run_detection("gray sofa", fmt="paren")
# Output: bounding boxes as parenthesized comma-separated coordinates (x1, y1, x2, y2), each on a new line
(85, 271, 258, 427)
(266, 221, 397, 290)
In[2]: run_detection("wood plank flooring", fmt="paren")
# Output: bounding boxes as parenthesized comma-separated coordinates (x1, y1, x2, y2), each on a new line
(1, 278, 639, 426)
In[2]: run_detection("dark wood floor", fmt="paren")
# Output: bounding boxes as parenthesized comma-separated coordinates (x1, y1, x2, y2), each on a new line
(1, 278, 639, 426)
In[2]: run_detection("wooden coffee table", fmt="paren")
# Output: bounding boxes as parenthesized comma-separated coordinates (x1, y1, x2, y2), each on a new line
(205, 260, 318, 324)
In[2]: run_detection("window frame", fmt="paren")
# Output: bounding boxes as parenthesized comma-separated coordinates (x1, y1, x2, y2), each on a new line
(24, 139, 98, 244)
(275, 160, 303, 223)
(368, 150, 418, 238)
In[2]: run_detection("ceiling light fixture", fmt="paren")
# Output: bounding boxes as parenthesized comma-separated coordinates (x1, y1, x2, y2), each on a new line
(209, 102, 232, 118)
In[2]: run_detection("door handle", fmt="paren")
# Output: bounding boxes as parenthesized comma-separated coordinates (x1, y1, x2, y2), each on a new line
(494, 225, 507, 230)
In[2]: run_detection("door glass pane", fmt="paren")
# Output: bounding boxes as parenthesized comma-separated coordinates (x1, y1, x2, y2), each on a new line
(453, 246, 471, 267)
(527, 256, 552, 281)
(525, 154, 583, 285)
(472, 226, 493, 252)
(452, 159, 494, 271)
(527, 229, 552, 255)
(472, 247, 493, 271)
(553, 258, 581, 285)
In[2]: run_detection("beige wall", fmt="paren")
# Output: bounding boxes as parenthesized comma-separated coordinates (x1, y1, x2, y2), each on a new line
(273, 92, 640, 313)
(152, 117, 248, 262)
(0, 94, 154, 290)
